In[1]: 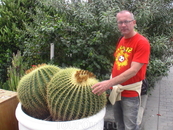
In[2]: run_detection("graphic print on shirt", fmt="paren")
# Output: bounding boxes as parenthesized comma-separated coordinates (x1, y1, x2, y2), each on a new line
(115, 45, 133, 70)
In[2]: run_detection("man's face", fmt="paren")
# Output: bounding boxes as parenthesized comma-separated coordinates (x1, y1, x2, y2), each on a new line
(116, 12, 136, 36)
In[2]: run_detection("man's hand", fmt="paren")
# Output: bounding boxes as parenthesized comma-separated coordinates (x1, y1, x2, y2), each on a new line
(92, 62, 144, 96)
(91, 80, 111, 96)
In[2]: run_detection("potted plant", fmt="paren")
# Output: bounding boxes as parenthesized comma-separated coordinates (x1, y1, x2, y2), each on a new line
(15, 64, 107, 130)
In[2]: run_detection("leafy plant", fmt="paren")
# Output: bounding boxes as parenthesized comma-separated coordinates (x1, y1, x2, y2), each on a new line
(22, 0, 120, 80)
(0, 0, 172, 91)
(0, 0, 41, 84)
(1, 51, 28, 91)
(146, 35, 173, 87)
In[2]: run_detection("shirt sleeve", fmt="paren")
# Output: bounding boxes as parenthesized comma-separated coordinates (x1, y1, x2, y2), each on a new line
(132, 39, 150, 64)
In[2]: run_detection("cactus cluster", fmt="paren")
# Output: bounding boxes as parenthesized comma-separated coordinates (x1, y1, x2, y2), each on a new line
(17, 65, 107, 121)
(17, 64, 61, 119)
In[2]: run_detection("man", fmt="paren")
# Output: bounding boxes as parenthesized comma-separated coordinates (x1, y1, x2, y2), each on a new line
(92, 10, 150, 130)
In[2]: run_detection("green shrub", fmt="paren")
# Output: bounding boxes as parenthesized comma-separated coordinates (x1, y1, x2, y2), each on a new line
(146, 35, 173, 87)
(0, 0, 41, 84)
(1, 51, 28, 91)
(0, 0, 172, 91)
(23, 0, 120, 80)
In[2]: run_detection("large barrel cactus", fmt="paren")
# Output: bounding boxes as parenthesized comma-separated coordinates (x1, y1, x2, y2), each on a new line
(47, 67, 107, 121)
(17, 64, 61, 119)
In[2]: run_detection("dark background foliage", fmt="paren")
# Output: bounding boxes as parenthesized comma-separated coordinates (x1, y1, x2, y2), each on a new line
(0, 0, 172, 90)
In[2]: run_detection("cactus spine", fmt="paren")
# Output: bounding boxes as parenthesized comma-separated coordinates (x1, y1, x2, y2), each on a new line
(47, 67, 107, 121)
(17, 64, 61, 119)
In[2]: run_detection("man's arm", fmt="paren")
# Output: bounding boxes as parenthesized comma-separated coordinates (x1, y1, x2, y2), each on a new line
(91, 62, 144, 95)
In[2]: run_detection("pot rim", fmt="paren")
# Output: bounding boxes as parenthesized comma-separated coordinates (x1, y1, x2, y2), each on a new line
(15, 102, 106, 130)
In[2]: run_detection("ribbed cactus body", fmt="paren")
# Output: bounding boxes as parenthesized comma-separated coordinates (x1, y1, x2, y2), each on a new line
(47, 67, 107, 121)
(17, 64, 61, 119)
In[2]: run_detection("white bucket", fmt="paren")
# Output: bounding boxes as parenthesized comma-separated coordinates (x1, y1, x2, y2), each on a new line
(15, 103, 106, 130)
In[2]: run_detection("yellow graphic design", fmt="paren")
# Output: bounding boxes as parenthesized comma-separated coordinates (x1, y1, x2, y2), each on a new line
(115, 46, 131, 70)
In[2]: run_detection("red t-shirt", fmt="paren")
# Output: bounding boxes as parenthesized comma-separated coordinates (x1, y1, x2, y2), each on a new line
(111, 33, 150, 97)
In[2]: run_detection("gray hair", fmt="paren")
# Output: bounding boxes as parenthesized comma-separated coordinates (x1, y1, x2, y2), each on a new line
(116, 10, 135, 20)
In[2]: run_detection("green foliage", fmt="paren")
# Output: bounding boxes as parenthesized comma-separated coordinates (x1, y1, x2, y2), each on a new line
(17, 64, 61, 119)
(116, 0, 173, 36)
(23, 0, 121, 80)
(150, 35, 172, 59)
(0, 49, 11, 86)
(146, 35, 173, 87)
(22, 0, 173, 87)
(0, 0, 41, 84)
(0, 0, 173, 91)
(47, 67, 107, 121)
(1, 51, 28, 91)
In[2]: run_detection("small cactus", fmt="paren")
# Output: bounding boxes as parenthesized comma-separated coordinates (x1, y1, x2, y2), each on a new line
(17, 64, 61, 119)
(47, 67, 107, 121)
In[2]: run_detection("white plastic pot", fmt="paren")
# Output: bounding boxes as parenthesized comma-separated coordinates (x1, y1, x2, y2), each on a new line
(15, 103, 106, 130)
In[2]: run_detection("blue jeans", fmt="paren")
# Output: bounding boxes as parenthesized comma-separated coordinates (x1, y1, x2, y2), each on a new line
(113, 96, 140, 130)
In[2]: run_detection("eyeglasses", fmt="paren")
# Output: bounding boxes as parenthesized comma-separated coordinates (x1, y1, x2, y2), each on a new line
(117, 20, 134, 25)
